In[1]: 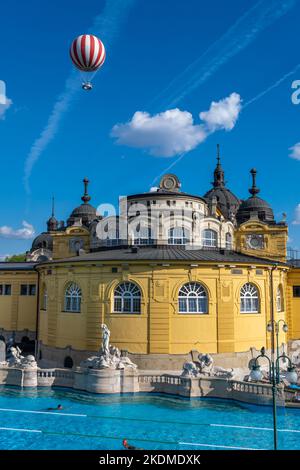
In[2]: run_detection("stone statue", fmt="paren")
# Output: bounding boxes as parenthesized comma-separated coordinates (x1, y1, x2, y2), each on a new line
(80, 324, 137, 371)
(19, 355, 38, 369)
(0, 340, 6, 365)
(6, 345, 37, 369)
(181, 353, 234, 379)
(100, 323, 110, 357)
(7, 346, 24, 365)
(181, 362, 199, 377)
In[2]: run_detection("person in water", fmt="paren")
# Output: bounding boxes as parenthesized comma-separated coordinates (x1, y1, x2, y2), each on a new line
(122, 439, 141, 450)
(47, 404, 63, 411)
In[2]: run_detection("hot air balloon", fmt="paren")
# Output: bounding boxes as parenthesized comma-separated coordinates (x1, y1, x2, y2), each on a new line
(70, 34, 106, 90)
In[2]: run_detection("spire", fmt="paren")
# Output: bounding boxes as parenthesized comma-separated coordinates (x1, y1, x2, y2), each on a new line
(249, 168, 260, 197)
(81, 177, 91, 204)
(47, 195, 58, 232)
(213, 144, 225, 187)
(51, 195, 55, 217)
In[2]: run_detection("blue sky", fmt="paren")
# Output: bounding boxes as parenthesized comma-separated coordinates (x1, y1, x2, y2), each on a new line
(0, 0, 300, 257)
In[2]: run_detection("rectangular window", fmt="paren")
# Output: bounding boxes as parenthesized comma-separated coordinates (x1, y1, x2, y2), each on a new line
(20, 284, 28, 295)
(29, 285, 36, 296)
(293, 286, 300, 298)
(20, 284, 36, 296)
(0, 285, 9, 295)
(4, 285, 11, 295)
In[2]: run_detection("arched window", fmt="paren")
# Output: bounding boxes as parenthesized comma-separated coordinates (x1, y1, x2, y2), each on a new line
(178, 282, 208, 314)
(168, 227, 190, 245)
(113, 282, 141, 314)
(64, 356, 73, 368)
(276, 286, 284, 312)
(226, 232, 232, 250)
(134, 227, 154, 245)
(240, 283, 259, 313)
(202, 229, 218, 247)
(64, 283, 82, 313)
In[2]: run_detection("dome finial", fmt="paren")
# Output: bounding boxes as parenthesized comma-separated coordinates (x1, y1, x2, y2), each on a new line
(47, 195, 58, 231)
(249, 168, 260, 197)
(213, 144, 225, 188)
(81, 177, 91, 204)
(51, 195, 55, 217)
(217, 143, 220, 164)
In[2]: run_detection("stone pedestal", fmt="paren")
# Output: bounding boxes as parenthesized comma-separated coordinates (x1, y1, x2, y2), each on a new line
(73, 367, 139, 394)
(6, 367, 38, 387)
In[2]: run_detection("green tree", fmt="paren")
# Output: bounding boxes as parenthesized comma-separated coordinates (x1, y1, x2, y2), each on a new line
(5, 254, 27, 262)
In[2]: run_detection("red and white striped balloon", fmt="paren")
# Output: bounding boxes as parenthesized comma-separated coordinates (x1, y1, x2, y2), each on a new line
(70, 34, 106, 72)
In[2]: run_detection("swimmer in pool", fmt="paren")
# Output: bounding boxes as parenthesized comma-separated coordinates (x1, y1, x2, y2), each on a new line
(122, 439, 142, 450)
(47, 404, 63, 411)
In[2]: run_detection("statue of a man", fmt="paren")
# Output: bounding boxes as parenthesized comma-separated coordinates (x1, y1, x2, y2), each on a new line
(100, 324, 110, 357)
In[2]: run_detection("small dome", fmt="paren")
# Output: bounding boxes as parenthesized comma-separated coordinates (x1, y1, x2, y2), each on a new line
(204, 145, 240, 219)
(67, 177, 98, 227)
(67, 203, 97, 226)
(236, 196, 274, 224)
(31, 233, 53, 251)
(236, 169, 274, 224)
(204, 187, 240, 219)
(47, 216, 58, 231)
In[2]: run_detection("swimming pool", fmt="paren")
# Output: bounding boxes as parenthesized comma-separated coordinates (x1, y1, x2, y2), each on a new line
(0, 387, 299, 450)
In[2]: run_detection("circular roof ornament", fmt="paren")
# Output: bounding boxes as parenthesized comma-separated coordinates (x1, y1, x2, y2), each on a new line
(159, 174, 181, 192)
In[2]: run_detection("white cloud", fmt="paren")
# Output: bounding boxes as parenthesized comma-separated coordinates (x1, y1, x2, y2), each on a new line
(289, 143, 300, 161)
(292, 204, 300, 225)
(0, 221, 35, 239)
(112, 108, 207, 157)
(0, 98, 12, 119)
(200, 92, 241, 131)
(111, 93, 242, 157)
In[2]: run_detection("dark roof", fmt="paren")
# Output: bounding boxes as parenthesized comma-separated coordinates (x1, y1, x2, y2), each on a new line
(37, 246, 287, 267)
(31, 233, 53, 251)
(204, 148, 240, 219)
(236, 196, 274, 224)
(236, 169, 274, 225)
(0, 262, 37, 271)
(67, 203, 98, 227)
(204, 187, 240, 219)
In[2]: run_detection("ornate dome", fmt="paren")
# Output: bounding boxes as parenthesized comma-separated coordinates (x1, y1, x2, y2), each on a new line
(204, 145, 240, 219)
(31, 233, 53, 251)
(236, 169, 274, 224)
(67, 178, 98, 227)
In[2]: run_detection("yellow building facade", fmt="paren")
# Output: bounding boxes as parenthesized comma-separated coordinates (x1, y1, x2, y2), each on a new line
(1, 155, 300, 368)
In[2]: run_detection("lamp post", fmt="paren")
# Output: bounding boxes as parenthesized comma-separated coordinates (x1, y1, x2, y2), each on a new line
(250, 347, 298, 450)
(267, 319, 288, 383)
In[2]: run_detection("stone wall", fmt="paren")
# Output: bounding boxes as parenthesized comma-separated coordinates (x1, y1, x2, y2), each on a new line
(39, 341, 270, 371)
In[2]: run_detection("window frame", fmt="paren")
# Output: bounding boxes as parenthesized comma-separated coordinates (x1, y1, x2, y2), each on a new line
(240, 283, 260, 314)
(64, 283, 82, 313)
(178, 282, 208, 315)
(168, 227, 190, 245)
(113, 282, 142, 314)
(202, 229, 218, 248)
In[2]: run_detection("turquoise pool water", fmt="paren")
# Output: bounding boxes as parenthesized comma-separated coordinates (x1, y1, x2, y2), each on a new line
(0, 387, 299, 450)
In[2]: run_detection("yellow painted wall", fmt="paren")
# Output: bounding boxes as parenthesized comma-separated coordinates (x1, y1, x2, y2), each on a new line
(37, 261, 289, 355)
(287, 268, 300, 340)
(236, 220, 288, 262)
(0, 270, 38, 334)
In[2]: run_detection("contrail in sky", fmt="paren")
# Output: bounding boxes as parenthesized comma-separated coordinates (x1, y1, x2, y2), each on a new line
(24, 0, 135, 195)
(244, 62, 300, 107)
(152, 0, 297, 109)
